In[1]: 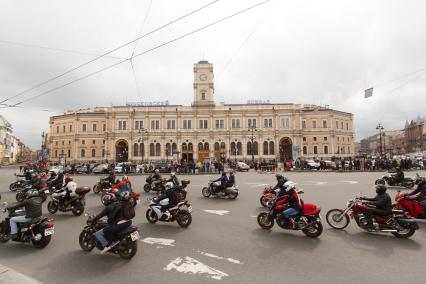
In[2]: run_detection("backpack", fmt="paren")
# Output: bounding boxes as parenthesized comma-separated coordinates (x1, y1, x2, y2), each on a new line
(121, 200, 135, 220)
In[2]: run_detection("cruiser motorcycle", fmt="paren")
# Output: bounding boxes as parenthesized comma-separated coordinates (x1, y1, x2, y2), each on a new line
(375, 174, 415, 188)
(326, 195, 418, 238)
(47, 187, 90, 216)
(202, 180, 239, 199)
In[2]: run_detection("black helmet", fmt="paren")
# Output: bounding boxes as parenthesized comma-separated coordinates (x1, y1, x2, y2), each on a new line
(120, 191, 130, 201)
(275, 173, 283, 180)
(375, 185, 387, 194)
(222, 172, 226, 177)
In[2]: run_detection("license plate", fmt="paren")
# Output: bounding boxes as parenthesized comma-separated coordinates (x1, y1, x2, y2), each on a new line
(44, 227, 54, 236)
(130, 231, 139, 241)
(187, 206, 193, 213)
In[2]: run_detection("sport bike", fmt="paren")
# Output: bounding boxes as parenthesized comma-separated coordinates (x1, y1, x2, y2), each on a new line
(375, 174, 415, 188)
(146, 197, 192, 228)
(326, 195, 418, 238)
(79, 214, 139, 259)
(47, 187, 90, 216)
(257, 195, 323, 238)
(260, 186, 277, 207)
(393, 191, 426, 220)
(0, 202, 54, 248)
(202, 180, 238, 199)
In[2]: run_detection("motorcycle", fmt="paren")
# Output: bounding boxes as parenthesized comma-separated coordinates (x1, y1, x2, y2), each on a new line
(79, 213, 139, 259)
(375, 174, 415, 188)
(144, 175, 165, 193)
(101, 189, 140, 207)
(393, 191, 426, 220)
(326, 195, 418, 238)
(260, 186, 277, 207)
(9, 174, 31, 192)
(93, 177, 112, 194)
(202, 180, 239, 199)
(257, 194, 323, 238)
(47, 187, 90, 216)
(16, 183, 48, 203)
(146, 197, 192, 228)
(0, 202, 54, 248)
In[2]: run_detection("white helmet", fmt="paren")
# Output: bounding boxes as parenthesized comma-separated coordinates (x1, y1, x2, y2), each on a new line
(284, 181, 296, 190)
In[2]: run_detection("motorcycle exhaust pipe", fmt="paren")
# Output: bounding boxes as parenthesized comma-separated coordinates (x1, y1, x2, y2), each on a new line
(397, 218, 426, 223)
(380, 229, 398, 232)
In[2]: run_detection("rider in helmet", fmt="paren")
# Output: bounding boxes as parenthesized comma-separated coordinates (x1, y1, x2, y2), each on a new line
(153, 169, 162, 181)
(277, 181, 302, 228)
(92, 191, 134, 254)
(404, 175, 426, 212)
(212, 172, 229, 194)
(103, 171, 116, 186)
(8, 189, 43, 241)
(272, 174, 289, 194)
(165, 172, 180, 188)
(226, 170, 236, 188)
(360, 185, 392, 230)
(52, 176, 77, 205)
(111, 175, 132, 195)
(49, 170, 64, 189)
(391, 166, 404, 184)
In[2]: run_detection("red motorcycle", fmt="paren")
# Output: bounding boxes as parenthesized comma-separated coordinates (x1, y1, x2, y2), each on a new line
(326, 195, 418, 238)
(260, 186, 277, 207)
(394, 192, 426, 219)
(257, 194, 323, 238)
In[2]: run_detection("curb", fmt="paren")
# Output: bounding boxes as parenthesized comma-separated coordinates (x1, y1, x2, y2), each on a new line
(0, 264, 43, 284)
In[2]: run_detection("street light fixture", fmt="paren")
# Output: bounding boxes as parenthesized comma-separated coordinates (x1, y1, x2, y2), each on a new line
(248, 125, 258, 164)
(138, 128, 148, 164)
(376, 123, 384, 157)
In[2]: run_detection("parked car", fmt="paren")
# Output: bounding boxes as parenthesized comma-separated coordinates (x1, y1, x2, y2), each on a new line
(114, 163, 124, 174)
(236, 162, 250, 172)
(154, 163, 171, 173)
(306, 160, 320, 170)
(49, 165, 64, 174)
(75, 165, 88, 174)
(324, 160, 337, 170)
(92, 164, 109, 174)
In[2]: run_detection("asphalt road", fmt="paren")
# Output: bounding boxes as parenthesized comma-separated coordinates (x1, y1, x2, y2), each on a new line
(0, 168, 425, 284)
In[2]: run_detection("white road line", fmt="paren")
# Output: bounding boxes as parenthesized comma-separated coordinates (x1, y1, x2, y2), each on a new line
(341, 181, 359, 184)
(203, 210, 229, 216)
(164, 256, 229, 280)
(198, 251, 243, 265)
(141, 237, 175, 247)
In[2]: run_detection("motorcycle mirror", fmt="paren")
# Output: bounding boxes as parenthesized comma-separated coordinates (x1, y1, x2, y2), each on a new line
(84, 213, 89, 217)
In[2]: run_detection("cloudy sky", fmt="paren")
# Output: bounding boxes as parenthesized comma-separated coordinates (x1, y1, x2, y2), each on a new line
(1, 0, 426, 149)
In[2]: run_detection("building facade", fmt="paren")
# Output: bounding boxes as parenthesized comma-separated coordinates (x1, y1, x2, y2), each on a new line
(47, 61, 354, 163)
(0, 115, 22, 164)
(404, 117, 426, 153)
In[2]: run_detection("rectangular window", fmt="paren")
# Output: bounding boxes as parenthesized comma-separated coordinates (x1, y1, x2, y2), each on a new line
(248, 118, 257, 128)
(199, 119, 208, 129)
(346, 122, 349, 130)
(135, 121, 139, 130)
(215, 119, 224, 129)
(63, 125, 65, 132)
(123, 121, 126, 130)
(312, 120, 317, 128)
(81, 149, 85, 158)
(167, 120, 176, 129)
(118, 121, 122, 130)
(69, 125, 72, 132)
(313, 137, 317, 142)
(231, 118, 240, 128)
(68, 149, 71, 158)
(323, 120, 327, 128)
(103, 140, 105, 145)
(81, 140, 85, 145)
(324, 137, 328, 141)
(281, 118, 290, 129)
(82, 124, 86, 132)
(341, 122, 343, 129)
(135, 120, 144, 130)
(93, 124, 97, 132)
(182, 119, 192, 129)
(92, 140, 95, 145)
(103, 124, 106, 131)
(303, 137, 306, 142)
(62, 141, 64, 146)
(151, 120, 160, 130)
(336, 121, 339, 129)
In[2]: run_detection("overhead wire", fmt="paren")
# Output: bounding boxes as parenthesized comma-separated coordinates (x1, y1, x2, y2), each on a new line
(0, 0, 221, 105)
(10, 0, 271, 107)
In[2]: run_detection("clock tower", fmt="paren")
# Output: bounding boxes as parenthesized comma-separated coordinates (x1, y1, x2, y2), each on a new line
(193, 60, 215, 107)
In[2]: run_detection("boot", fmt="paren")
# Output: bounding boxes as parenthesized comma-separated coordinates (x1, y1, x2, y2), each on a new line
(10, 234, 19, 241)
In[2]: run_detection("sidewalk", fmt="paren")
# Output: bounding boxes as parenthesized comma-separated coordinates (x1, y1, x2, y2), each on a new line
(0, 264, 43, 284)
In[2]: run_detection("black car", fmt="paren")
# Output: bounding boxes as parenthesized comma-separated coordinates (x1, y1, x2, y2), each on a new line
(154, 163, 171, 173)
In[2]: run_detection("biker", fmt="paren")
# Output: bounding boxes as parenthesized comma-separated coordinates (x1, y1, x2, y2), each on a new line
(165, 172, 180, 187)
(155, 182, 181, 220)
(111, 175, 132, 195)
(92, 191, 135, 254)
(225, 171, 236, 188)
(404, 175, 426, 211)
(212, 172, 229, 194)
(272, 173, 288, 194)
(105, 171, 116, 186)
(49, 170, 64, 189)
(151, 169, 163, 189)
(52, 176, 77, 205)
(391, 166, 404, 184)
(278, 182, 302, 228)
(8, 189, 43, 241)
(360, 185, 392, 230)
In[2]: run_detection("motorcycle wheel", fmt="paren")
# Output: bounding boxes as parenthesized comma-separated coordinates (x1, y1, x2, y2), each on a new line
(202, 187, 211, 198)
(326, 209, 350, 230)
(146, 208, 158, 224)
(143, 184, 151, 193)
(375, 179, 385, 185)
(0, 222, 10, 243)
(176, 211, 192, 228)
(72, 202, 85, 216)
(47, 201, 59, 214)
(9, 182, 18, 192)
(260, 196, 268, 207)
(228, 191, 238, 200)
(93, 184, 101, 194)
(16, 191, 26, 202)
(32, 235, 51, 249)
(79, 230, 96, 251)
(40, 191, 47, 202)
(257, 212, 274, 230)
(392, 221, 416, 238)
(118, 238, 138, 260)
(404, 181, 415, 189)
(302, 217, 323, 238)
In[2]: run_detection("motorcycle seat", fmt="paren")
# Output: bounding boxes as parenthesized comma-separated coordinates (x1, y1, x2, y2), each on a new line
(117, 226, 137, 237)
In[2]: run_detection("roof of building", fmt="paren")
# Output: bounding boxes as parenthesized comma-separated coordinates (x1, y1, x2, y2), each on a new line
(198, 60, 209, 64)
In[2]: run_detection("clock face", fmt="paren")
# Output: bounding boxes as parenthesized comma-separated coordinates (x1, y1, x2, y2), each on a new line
(199, 74, 207, 81)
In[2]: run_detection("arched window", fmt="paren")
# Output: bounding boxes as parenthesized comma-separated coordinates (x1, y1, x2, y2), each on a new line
(150, 143, 155, 156)
(263, 141, 269, 155)
(188, 143, 193, 151)
(133, 143, 139, 156)
(204, 142, 209, 151)
(198, 142, 204, 151)
(231, 142, 236, 154)
(303, 146, 307, 155)
(324, 145, 329, 154)
(313, 145, 318, 155)
(237, 142, 242, 154)
(253, 141, 258, 155)
(92, 149, 96, 158)
(156, 143, 161, 156)
(269, 141, 275, 155)
(220, 142, 226, 150)
(247, 142, 252, 155)
(172, 143, 177, 154)
(214, 142, 220, 151)
(140, 143, 144, 157)
(166, 143, 171, 156)
(182, 143, 187, 151)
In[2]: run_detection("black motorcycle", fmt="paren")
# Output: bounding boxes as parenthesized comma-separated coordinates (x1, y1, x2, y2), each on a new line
(144, 175, 165, 193)
(16, 183, 49, 203)
(47, 187, 90, 216)
(93, 177, 112, 194)
(0, 202, 54, 248)
(79, 214, 139, 259)
(202, 180, 239, 199)
(375, 174, 415, 188)
(9, 175, 31, 192)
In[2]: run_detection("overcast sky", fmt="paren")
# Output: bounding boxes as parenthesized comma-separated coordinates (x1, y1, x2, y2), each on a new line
(1, 0, 426, 149)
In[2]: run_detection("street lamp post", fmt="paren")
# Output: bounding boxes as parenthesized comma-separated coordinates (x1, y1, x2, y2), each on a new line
(41, 132, 45, 162)
(138, 128, 148, 164)
(248, 125, 257, 164)
(376, 123, 384, 157)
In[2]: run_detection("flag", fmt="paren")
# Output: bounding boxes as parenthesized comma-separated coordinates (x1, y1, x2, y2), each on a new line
(364, 87, 373, 98)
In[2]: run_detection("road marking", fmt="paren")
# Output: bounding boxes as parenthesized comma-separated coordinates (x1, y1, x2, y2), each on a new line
(141, 237, 175, 247)
(203, 210, 229, 216)
(305, 181, 328, 185)
(164, 256, 229, 280)
(341, 181, 359, 184)
(198, 251, 243, 264)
